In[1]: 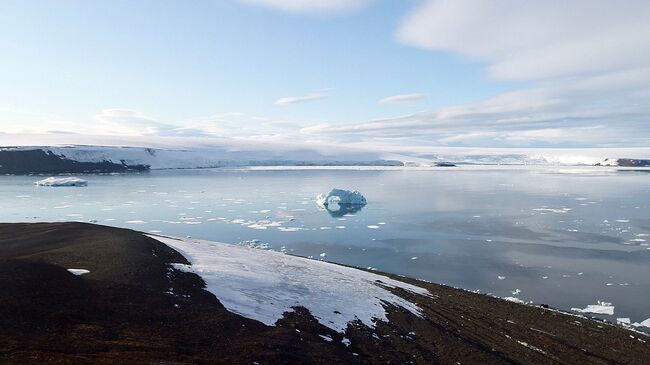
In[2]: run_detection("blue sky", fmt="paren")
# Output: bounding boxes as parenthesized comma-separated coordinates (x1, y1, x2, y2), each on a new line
(1, 0, 649, 148)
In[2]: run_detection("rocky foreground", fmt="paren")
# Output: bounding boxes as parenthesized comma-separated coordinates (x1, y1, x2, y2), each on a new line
(0, 222, 648, 364)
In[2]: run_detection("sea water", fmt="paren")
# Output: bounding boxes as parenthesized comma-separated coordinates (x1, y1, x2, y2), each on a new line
(1, 166, 649, 324)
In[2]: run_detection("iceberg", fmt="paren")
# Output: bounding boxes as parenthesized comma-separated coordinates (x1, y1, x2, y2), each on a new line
(34, 177, 88, 187)
(317, 189, 367, 208)
(316, 189, 367, 217)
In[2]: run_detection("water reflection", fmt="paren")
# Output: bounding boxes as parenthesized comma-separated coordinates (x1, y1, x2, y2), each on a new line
(320, 202, 365, 218)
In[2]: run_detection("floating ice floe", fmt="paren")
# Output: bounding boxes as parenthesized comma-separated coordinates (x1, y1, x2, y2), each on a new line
(277, 227, 305, 232)
(632, 318, 650, 328)
(532, 207, 571, 214)
(316, 189, 367, 217)
(35, 177, 88, 187)
(571, 300, 614, 315)
(67, 268, 90, 276)
(503, 296, 525, 304)
(150, 235, 429, 333)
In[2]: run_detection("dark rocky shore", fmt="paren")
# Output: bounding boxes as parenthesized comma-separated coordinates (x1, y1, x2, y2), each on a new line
(0, 149, 149, 174)
(0, 222, 648, 364)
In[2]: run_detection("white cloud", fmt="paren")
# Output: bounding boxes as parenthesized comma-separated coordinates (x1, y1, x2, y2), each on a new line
(274, 92, 327, 105)
(293, 0, 648, 147)
(397, 0, 650, 81)
(300, 66, 650, 147)
(378, 93, 425, 105)
(92, 109, 179, 136)
(240, 0, 368, 14)
(5, 1, 650, 149)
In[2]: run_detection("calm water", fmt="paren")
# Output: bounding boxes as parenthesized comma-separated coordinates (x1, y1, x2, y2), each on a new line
(3, 166, 649, 324)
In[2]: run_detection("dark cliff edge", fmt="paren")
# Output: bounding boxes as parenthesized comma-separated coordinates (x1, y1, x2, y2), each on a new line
(596, 158, 650, 167)
(0, 222, 648, 364)
(0, 149, 149, 174)
(616, 158, 650, 167)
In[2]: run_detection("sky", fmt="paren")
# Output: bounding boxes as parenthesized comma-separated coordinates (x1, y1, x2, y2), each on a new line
(1, 0, 649, 149)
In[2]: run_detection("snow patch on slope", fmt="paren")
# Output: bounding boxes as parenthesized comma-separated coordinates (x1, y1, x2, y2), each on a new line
(149, 235, 430, 333)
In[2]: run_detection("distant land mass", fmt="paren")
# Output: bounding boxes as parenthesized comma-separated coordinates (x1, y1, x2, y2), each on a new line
(607, 158, 650, 167)
(0, 135, 649, 174)
(0, 149, 149, 174)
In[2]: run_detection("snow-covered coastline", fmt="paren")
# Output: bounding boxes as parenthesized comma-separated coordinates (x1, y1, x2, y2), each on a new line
(148, 234, 430, 333)
(1, 133, 649, 169)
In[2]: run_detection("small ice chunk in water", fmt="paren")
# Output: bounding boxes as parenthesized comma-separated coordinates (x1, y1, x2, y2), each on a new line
(35, 177, 88, 187)
(632, 318, 650, 328)
(571, 300, 615, 315)
(67, 269, 90, 276)
(617, 318, 631, 324)
(498, 276, 506, 280)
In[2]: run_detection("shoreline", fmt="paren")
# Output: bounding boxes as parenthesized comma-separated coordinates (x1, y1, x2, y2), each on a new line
(1, 222, 648, 364)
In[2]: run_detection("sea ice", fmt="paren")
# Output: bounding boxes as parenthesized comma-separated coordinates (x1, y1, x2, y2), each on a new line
(632, 318, 650, 328)
(571, 300, 615, 315)
(150, 235, 429, 333)
(277, 227, 304, 232)
(35, 177, 88, 187)
(503, 297, 524, 304)
(532, 207, 571, 214)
